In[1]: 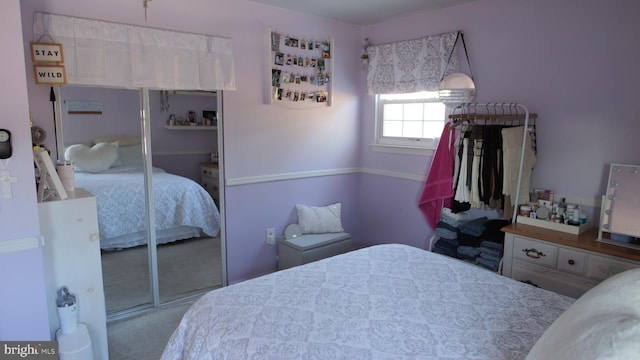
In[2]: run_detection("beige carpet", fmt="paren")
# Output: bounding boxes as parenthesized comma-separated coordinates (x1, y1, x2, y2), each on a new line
(107, 300, 195, 360)
(101, 236, 222, 314)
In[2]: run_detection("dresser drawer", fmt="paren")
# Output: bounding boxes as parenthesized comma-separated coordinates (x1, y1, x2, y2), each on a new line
(557, 247, 587, 275)
(512, 236, 557, 268)
(587, 255, 638, 281)
(201, 176, 219, 195)
(201, 167, 219, 178)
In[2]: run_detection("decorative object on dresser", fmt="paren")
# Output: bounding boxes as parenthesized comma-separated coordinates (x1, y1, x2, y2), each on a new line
(502, 223, 640, 298)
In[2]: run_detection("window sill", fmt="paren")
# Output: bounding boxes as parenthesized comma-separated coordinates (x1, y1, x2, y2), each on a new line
(369, 144, 435, 156)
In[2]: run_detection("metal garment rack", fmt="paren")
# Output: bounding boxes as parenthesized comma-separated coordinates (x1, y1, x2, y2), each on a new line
(448, 103, 536, 223)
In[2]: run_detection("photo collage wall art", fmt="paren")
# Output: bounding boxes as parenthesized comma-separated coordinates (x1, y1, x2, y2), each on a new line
(270, 30, 331, 105)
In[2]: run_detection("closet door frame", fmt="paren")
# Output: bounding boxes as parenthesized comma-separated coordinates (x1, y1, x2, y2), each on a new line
(53, 86, 227, 319)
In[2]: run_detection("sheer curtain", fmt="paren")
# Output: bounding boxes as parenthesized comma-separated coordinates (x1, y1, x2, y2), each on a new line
(366, 31, 459, 95)
(32, 12, 235, 91)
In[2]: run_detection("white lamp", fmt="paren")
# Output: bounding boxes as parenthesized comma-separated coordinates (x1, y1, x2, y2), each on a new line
(438, 72, 476, 107)
(438, 31, 476, 107)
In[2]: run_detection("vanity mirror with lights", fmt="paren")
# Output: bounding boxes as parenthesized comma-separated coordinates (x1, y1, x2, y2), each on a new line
(598, 163, 640, 249)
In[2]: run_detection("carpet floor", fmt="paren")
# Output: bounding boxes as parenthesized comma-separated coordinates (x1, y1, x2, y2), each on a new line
(101, 236, 222, 314)
(107, 299, 195, 360)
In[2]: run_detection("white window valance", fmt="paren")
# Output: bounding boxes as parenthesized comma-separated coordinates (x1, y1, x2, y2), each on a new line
(366, 31, 459, 95)
(33, 12, 235, 91)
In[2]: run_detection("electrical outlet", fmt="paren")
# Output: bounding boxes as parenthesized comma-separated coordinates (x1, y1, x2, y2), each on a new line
(266, 228, 276, 245)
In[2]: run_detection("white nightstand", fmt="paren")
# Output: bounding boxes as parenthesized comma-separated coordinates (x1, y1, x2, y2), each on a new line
(199, 162, 219, 205)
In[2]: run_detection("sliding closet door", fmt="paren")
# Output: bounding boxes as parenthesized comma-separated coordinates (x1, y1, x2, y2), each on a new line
(58, 86, 152, 315)
(148, 90, 224, 304)
(58, 86, 224, 316)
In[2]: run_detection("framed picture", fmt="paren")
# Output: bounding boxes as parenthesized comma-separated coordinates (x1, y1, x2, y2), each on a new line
(34, 65, 67, 85)
(202, 110, 217, 126)
(66, 100, 103, 114)
(30, 42, 64, 63)
(34, 149, 68, 202)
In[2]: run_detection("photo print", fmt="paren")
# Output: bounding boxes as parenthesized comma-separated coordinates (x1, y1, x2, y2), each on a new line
(271, 31, 281, 51)
(271, 69, 281, 87)
(274, 52, 284, 66)
(321, 41, 331, 58)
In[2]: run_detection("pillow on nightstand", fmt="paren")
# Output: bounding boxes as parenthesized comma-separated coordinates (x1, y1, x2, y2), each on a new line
(296, 203, 344, 234)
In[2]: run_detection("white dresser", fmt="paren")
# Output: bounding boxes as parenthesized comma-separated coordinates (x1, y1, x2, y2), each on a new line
(39, 189, 108, 360)
(502, 223, 640, 298)
(199, 162, 219, 205)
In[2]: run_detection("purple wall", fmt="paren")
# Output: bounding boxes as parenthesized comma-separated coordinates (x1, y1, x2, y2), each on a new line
(0, 0, 50, 340)
(358, 0, 640, 245)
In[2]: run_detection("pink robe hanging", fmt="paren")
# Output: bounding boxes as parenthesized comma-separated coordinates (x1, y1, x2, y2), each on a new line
(418, 125, 455, 229)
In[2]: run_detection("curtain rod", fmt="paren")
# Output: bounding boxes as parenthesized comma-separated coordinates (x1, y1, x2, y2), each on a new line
(365, 30, 462, 48)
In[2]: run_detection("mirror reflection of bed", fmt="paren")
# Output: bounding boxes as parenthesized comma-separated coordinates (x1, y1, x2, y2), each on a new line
(58, 86, 223, 315)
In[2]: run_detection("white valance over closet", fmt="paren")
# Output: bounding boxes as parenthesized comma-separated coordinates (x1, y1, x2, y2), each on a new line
(32, 11, 236, 90)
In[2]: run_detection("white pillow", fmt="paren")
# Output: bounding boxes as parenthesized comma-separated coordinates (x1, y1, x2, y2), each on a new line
(64, 142, 119, 173)
(93, 135, 140, 147)
(526, 268, 640, 360)
(117, 145, 143, 166)
(296, 203, 344, 234)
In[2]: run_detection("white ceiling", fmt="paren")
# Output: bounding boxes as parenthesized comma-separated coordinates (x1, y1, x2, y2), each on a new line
(248, 0, 476, 25)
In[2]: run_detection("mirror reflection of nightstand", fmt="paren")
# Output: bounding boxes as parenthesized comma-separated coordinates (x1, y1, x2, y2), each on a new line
(199, 162, 219, 205)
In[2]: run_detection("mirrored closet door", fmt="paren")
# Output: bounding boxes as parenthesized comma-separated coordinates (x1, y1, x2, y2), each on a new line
(57, 86, 223, 317)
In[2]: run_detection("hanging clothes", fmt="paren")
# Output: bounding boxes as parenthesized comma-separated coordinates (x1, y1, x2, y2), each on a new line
(418, 125, 455, 229)
(502, 126, 536, 219)
(445, 104, 537, 220)
(481, 126, 504, 209)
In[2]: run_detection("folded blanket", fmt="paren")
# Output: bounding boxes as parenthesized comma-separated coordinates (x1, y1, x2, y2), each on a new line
(435, 227, 458, 240)
(458, 216, 489, 237)
(436, 237, 460, 248)
(477, 256, 500, 272)
(480, 240, 503, 251)
(436, 221, 459, 232)
(479, 246, 502, 259)
(479, 252, 502, 264)
(432, 244, 459, 259)
(457, 246, 481, 261)
(441, 207, 471, 223)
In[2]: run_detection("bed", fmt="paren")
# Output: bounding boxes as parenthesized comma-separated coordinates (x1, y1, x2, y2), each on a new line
(162, 243, 631, 360)
(65, 139, 220, 250)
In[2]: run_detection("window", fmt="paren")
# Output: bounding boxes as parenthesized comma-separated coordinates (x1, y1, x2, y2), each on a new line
(375, 91, 446, 151)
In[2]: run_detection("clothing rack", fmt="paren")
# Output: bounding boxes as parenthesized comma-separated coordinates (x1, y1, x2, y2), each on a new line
(448, 103, 536, 223)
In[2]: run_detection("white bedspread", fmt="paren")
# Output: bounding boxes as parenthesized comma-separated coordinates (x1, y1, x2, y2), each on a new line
(162, 244, 574, 360)
(75, 166, 220, 249)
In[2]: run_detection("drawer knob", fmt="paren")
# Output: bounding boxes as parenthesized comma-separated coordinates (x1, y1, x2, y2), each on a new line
(522, 248, 546, 259)
(568, 259, 575, 265)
